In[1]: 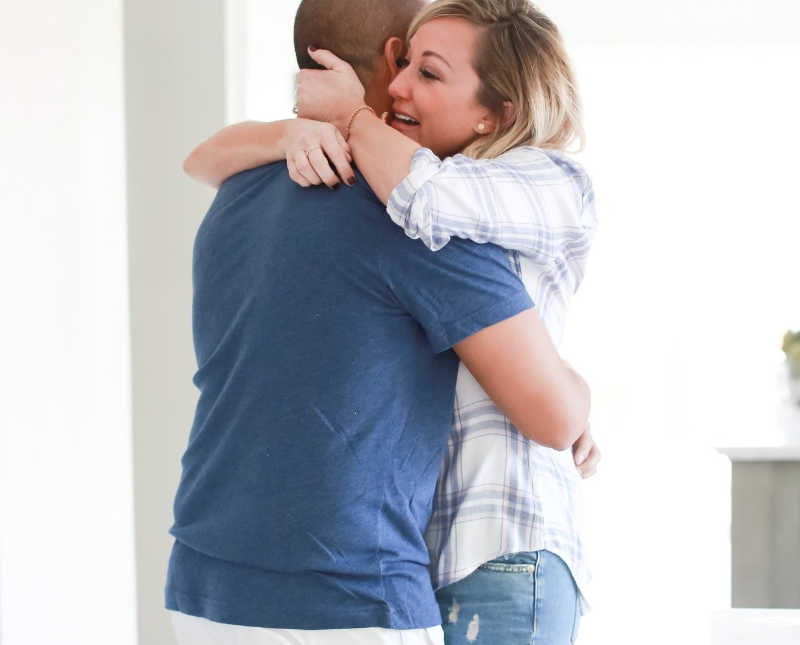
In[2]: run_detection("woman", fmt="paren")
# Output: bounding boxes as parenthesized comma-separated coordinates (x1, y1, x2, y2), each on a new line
(186, 1, 599, 643)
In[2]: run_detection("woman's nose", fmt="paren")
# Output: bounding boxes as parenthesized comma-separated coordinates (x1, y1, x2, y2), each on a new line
(388, 68, 409, 99)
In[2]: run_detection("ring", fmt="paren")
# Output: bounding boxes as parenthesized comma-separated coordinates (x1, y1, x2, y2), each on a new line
(292, 106, 299, 114)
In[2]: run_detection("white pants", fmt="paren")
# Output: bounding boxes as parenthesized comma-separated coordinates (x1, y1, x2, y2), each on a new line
(169, 611, 445, 645)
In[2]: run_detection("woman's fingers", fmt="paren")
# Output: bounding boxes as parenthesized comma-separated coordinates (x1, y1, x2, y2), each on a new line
(307, 47, 351, 73)
(293, 149, 323, 186)
(335, 129, 353, 163)
(577, 444, 601, 478)
(306, 147, 340, 188)
(284, 121, 354, 189)
(322, 131, 355, 186)
(573, 424, 601, 479)
(572, 426, 592, 466)
(286, 158, 311, 187)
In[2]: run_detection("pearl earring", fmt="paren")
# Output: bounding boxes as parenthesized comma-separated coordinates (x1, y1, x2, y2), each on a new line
(477, 123, 486, 132)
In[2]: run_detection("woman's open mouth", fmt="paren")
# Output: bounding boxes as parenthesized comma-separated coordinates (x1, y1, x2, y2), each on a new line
(393, 113, 420, 127)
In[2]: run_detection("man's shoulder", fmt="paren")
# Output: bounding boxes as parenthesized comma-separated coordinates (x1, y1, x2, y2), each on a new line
(214, 161, 288, 203)
(215, 164, 384, 216)
(384, 229, 514, 269)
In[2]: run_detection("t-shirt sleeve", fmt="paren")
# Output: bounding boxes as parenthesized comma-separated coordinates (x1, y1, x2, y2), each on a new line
(381, 236, 534, 353)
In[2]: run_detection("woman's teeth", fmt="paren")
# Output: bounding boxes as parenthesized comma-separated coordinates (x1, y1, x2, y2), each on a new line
(395, 114, 420, 125)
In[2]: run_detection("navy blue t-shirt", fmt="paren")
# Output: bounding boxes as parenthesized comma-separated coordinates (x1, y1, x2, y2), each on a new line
(166, 163, 532, 630)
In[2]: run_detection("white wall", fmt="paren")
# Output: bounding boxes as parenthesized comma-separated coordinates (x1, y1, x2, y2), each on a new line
(1, 1, 227, 643)
(240, 0, 302, 120)
(536, 2, 800, 644)
(541, 0, 797, 45)
(123, 1, 226, 644)
(0, 1, 136, 643)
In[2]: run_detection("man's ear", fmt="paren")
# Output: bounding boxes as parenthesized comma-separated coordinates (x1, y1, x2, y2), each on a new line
(383, 37, 406, 81)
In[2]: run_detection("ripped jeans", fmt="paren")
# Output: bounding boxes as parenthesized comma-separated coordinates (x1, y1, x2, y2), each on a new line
(434, 551, 581, 645)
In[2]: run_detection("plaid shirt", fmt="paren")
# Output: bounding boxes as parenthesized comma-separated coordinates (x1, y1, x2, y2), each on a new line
(388, 147, 597, 612)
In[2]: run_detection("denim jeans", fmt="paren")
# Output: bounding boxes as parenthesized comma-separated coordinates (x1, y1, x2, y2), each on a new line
(434, 551, 581, 645)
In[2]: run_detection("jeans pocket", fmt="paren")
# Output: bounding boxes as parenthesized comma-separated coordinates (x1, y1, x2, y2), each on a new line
(436, 561, 536, 645)
(479, 551, 539, 574)
(479, 561, 537, 574)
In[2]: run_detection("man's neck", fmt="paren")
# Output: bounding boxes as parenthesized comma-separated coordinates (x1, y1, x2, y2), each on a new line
(363, 71, 391, 117)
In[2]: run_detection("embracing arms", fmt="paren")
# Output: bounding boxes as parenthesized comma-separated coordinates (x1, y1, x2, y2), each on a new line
(183, 115, 417, 200)
(183, 119, 357, 189)
(455, 309, 599, 475)
(453, 308, 589, 453)
(185, 49, 595, 267)
(183, 120, 289, 187)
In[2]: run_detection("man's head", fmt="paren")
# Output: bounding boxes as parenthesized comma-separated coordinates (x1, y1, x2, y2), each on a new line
(294, 0, 427, 114)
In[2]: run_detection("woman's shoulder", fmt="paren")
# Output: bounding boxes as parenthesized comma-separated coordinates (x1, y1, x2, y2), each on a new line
(509, 147, 594, 202)
(433, 147, 595, 217)
(447, 145, 587, 176)
(500, 146, 589, 177)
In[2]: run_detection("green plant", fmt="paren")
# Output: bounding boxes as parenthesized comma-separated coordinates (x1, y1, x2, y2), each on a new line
(783, 330, 800, 378)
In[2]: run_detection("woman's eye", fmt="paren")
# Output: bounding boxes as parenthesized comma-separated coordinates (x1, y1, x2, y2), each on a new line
(396, 57, 410, 68)
(420, 68, 439, 81)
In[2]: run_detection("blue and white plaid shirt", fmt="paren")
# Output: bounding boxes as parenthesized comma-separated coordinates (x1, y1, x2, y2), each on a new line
(388, 146, 597, 612)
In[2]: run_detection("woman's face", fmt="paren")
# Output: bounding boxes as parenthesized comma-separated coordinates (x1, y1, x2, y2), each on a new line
(388, 17, 492, 158)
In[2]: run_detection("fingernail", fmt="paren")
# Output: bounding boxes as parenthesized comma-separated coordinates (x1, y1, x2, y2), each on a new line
(347, 176, 356, 186)
(576, 453, 586, 465)
(308, 45, 317, 52)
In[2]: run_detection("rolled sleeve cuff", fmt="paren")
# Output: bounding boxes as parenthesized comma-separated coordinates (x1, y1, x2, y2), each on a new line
(387, 147, 444, 251)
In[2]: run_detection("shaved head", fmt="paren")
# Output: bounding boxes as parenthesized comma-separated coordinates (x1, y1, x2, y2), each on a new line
(294, 0, 426, 85)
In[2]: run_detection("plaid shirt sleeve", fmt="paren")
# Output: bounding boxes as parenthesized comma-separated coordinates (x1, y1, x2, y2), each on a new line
(386, 147, 597, 268)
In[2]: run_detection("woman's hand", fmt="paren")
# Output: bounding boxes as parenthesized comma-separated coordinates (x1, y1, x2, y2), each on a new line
(296, 48, 366, 132)
(281, 119, 356, 188)
(573, 424, 601, 478)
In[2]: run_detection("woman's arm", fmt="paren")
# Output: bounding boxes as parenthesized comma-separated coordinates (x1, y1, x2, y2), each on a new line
(183, 120, 289, 188)
(295, 50, 422, 202)
(345, 110, 421, 204)
(453, 308, 590, 451)
(183, 119, 355, 189)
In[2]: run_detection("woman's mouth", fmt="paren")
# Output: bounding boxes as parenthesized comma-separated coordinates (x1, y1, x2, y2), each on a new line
(393, 113, 420, 126)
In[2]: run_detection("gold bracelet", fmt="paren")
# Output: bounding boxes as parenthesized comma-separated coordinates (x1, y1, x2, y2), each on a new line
(344, 105, 376, 141)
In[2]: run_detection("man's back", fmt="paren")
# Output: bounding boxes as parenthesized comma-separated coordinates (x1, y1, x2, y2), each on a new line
(166, 163, 532, 630)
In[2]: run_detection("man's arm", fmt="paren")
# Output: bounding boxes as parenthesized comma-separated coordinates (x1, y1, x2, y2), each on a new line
(454, 308, 590, 451)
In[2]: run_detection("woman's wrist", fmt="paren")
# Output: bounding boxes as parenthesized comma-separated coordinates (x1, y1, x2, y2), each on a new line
(328, 102, 364, 135)
(343, 106, 376, 140)
(276, 119, 301, 158)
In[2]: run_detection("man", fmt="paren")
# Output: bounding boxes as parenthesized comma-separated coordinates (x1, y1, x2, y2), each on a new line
(165, 1, 589, 643)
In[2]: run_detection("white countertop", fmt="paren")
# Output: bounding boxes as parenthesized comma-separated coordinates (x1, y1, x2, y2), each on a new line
(712, 609, 800, 645)
(715, 400, 800, 461)
(716, 445, 800, 461)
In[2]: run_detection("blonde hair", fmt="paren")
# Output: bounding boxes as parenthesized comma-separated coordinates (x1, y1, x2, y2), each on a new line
(407, 0, 584, 158)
